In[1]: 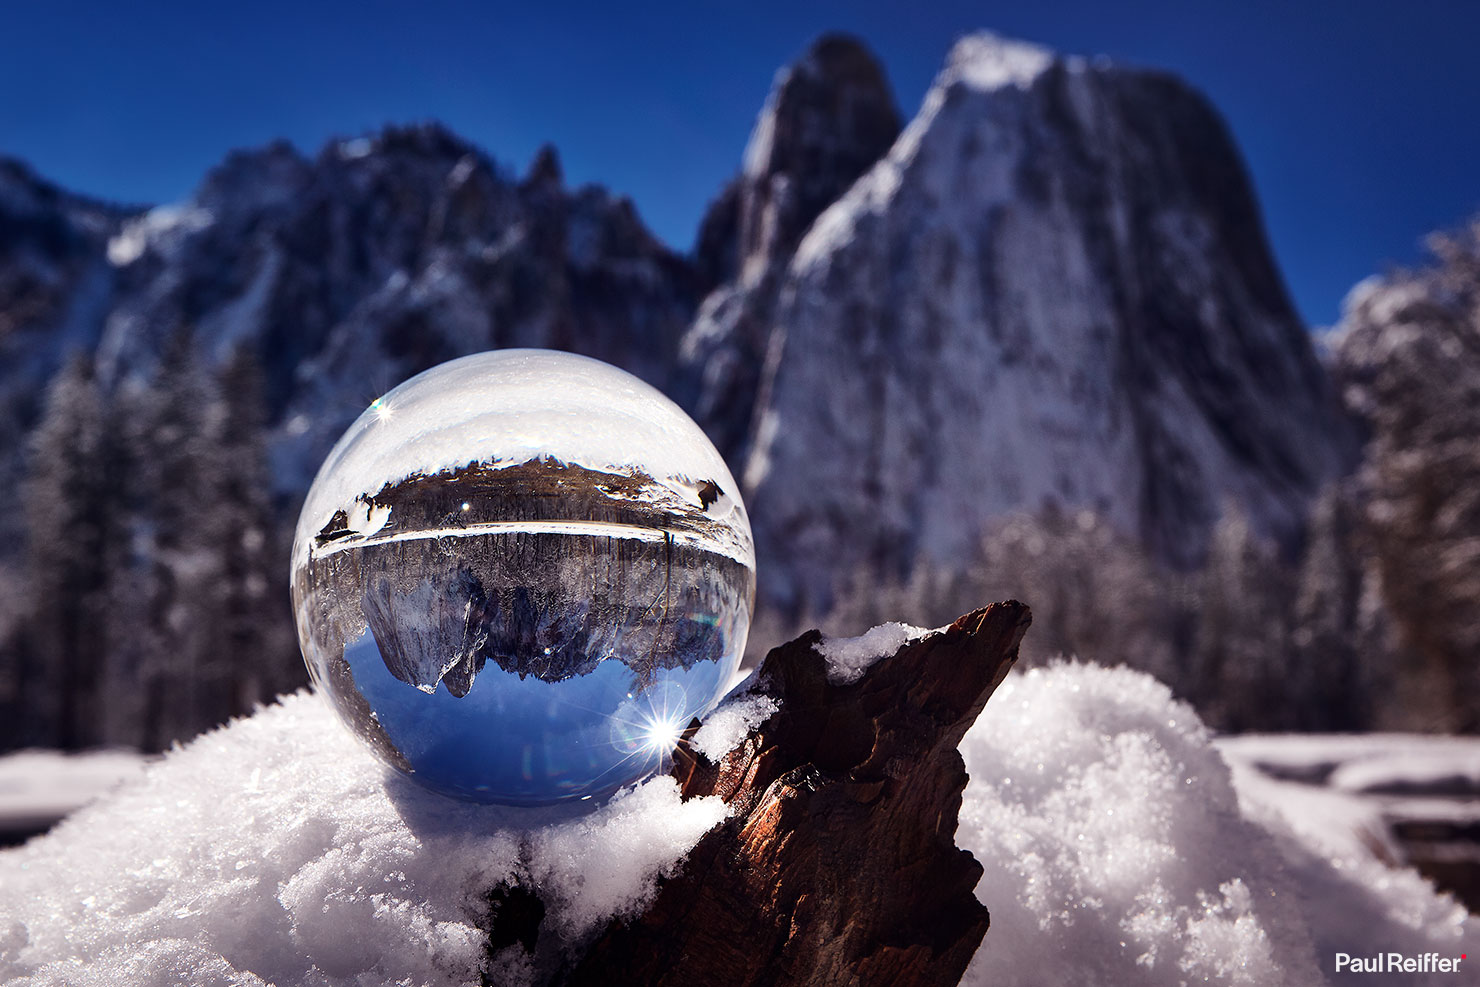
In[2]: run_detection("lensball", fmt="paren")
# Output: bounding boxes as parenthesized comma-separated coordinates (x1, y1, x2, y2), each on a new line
(291, 350, 755, 805)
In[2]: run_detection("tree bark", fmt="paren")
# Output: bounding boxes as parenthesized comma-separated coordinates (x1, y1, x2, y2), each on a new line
(561, 601, 1031, 987)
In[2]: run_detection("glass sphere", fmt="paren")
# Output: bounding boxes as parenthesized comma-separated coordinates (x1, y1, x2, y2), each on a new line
(291, 350, 755, 805)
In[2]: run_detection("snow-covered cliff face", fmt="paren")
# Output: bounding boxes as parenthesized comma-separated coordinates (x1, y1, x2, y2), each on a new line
(0, 159, 127, 345)
(679, 34, 902, 463)
(739, 34, 1357, 618)
(91, 125, 700, 493)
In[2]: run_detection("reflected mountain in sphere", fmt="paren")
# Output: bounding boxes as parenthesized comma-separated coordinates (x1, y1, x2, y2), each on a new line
(291, 350, 755, 805)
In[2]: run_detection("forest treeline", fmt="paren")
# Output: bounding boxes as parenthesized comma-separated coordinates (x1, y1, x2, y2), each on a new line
(4, 219, 1480, 748)
(5, 332, 299, 751)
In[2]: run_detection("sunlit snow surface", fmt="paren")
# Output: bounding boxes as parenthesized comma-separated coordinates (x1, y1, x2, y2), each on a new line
(2, 658, 1476, 985)
(957, 664, 1476, 986)
(0, 692, 727, 987)
(291, 350, 754, 804)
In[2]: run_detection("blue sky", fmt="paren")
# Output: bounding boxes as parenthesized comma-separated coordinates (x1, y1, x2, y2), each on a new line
(4, 0, 1477, 326)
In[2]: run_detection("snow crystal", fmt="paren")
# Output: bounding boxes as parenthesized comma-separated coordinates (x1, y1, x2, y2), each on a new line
(958, 664, 1476, 985)
(814, 621, 927, 684)
(0, 691, 727, 986)
(689, 693, 777, 760)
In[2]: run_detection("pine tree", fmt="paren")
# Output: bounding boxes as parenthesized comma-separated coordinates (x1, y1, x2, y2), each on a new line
(123, 327, 223, 750)
(207, 344, 299, 713)
(1289, 484, 1385, 730)
(1189, 507, 1297, 731)
(20, 353, 120, 749)
(100, 379, 153, 749)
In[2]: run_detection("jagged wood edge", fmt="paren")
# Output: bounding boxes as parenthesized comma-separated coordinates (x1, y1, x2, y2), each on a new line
(552, 600, 1031, 987)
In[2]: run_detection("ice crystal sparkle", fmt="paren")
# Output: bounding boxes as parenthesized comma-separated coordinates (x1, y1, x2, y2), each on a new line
(291, 350, 755, 805)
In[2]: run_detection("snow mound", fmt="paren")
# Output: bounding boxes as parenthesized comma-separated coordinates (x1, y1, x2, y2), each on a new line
(958, 663, 1475, 986)
(814, 621, 927, 684)
(0, 692, 726, 987)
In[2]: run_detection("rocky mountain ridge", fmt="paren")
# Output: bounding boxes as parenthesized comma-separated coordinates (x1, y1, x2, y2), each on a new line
(678, 33, 903, 463)
(0, 31, 1364, 747)
(97, 126, 701, 494)
(735, 34, 1357, 619)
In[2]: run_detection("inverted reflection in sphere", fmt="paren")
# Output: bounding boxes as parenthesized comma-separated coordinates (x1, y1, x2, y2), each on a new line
(291, 350, 755, 805)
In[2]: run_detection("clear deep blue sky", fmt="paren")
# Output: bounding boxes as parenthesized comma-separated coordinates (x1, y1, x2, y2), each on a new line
(4, 0, 1477, 327)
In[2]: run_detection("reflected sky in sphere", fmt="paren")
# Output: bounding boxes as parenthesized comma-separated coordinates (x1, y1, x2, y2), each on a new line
(344, 626, 727, 804)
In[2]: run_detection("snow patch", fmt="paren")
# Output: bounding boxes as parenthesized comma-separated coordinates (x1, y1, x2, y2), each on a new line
(338, 137, 373, 160)
(344, 497, 391, 538)
(1331, 751, 1480, 797)
(1220, 755, 1403, 866)
(526, 781, 726, 941)
(106, 205, 213, 267)
(815, 621, 927, 684)
(1218, 733, 1480, 796)
(199, 247, 284, 359)
(690, 693, 778, 760)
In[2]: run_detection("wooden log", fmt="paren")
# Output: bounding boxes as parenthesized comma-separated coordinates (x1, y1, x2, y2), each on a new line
(560, 601, 1031, 987)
